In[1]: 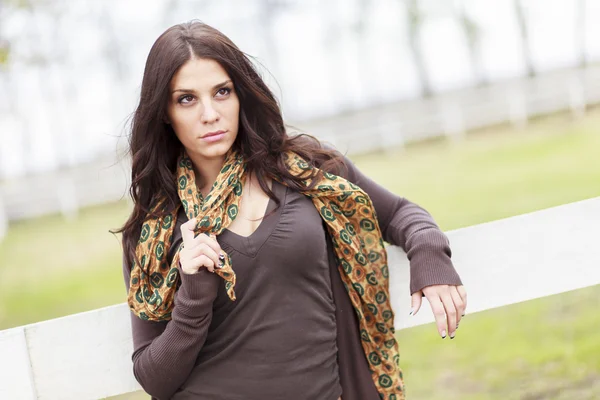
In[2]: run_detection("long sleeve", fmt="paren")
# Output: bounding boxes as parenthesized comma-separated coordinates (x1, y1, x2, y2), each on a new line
(123, 212, 219, 400)
(340, 155, 463, 294)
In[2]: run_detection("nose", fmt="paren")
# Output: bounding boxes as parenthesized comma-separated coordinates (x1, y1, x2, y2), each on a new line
(201, 101, 220, 124)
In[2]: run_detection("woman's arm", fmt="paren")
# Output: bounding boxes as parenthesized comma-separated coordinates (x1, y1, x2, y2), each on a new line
(123, 216, 219, 400)
(340, 154, 463, 294)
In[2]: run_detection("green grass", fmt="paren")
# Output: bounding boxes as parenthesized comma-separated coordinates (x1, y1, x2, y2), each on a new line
(0, 201, 131, 327)
(397, 284, 600, 400)
(2, 110, 600, 399)
(352, 112, 600, 230)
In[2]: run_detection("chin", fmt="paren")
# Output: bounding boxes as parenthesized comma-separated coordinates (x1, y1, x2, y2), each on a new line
(198, 142, 234, 160)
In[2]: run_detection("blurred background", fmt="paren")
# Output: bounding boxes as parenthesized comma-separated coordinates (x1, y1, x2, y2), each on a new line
(1, 0, 599, 399)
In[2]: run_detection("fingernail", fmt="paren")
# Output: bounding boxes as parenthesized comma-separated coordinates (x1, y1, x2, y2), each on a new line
(409, 308, 414, 316)
(217, 262, 224, 269)
(462, 313, 466, 317)
(441, 330, 447, 339)
(450, 332, 456, 339)
(219, 253, 225, 261)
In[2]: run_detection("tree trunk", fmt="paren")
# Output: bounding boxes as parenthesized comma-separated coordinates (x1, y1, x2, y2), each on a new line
(405, 0, 432, 97)
(456, 1, 487, 86)
(577, 0, 587, 68)
(514, 0, 535, 78)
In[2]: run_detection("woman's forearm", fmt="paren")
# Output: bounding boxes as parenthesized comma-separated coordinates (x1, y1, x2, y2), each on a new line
(125, 264, 219, 399)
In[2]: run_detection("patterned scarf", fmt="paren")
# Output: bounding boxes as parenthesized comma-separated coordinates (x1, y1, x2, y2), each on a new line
(127, 150, 405, 399)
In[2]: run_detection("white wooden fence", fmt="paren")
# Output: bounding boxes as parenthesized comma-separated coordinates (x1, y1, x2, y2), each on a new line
(304, 65, 600, 154)
(1, 197, 599, 399)
(2, 65, 600, 231)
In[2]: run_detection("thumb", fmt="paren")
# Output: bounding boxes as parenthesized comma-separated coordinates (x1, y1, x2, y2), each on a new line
(410, 291, 423, 316)
(181, 218, 197, 246)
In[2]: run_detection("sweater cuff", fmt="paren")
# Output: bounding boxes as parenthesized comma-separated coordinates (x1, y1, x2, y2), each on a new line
(174, 269, 220, 317)
(408, 243, 463, 294)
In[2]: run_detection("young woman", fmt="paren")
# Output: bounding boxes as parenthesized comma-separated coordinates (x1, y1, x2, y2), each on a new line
(118, 21, 466, 400)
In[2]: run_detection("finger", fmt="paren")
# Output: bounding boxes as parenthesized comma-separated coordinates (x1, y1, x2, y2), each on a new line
(410, 291, 423, 316)
(184, 233, 226, 269)
(440, 292, 458, 338)
(190, 254, 216, 273)
(180, 218, 197, 246)
(425, 294, 448, 339)
(457, 285, 467, 315)
(450, 286, 465, 327)
(196, 233, 225, 263)
(186, 243, 220, 269)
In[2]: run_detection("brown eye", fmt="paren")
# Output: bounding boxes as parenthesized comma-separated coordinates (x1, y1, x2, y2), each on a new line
(216, 87, 231, 98)
(178, 95, 194, 104)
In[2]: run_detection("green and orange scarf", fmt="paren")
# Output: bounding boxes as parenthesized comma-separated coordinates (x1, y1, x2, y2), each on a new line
(127, 150, 405, 399)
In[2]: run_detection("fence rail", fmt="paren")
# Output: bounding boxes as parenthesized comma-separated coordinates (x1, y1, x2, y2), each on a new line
(302, 65, 600, 154)
(1, 197, 599, 399)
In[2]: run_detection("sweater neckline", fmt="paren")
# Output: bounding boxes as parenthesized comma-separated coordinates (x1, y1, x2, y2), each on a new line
(218, 181, 287, 258)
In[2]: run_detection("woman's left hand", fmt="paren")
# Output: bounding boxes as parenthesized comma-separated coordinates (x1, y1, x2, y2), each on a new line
(410, 284, 467, 339)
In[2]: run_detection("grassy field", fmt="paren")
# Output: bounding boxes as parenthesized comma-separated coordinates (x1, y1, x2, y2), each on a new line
(1, 110, 600, 399)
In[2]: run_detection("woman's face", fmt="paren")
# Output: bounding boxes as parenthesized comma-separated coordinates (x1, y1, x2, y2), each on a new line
(166, 57, 240, 163)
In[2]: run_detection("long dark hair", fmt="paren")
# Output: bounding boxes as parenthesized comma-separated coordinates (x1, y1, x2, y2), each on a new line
(116, 20, 345, 270)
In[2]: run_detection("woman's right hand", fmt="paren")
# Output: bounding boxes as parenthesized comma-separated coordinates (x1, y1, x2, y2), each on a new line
(179, 218, 225, 274)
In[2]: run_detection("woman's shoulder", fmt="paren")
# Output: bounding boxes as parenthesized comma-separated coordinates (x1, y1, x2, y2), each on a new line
(286, 130, 353, 180)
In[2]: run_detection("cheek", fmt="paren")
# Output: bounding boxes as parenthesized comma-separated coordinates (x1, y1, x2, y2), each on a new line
(226, 100, 240, 125)
(170, 109, 197, 136)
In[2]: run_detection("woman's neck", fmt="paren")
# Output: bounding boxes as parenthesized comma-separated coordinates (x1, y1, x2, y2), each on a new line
(190, 154, 226, 197)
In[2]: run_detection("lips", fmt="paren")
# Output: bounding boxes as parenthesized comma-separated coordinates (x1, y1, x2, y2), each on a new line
(201, 130, 227, 143)
(202, 130, 226, 138)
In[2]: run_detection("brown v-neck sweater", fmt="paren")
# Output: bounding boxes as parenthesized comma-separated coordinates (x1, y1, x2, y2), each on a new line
(122, 155, 462, 400)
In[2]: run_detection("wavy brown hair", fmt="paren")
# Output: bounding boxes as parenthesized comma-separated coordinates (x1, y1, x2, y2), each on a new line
(116, 21, 345, 270)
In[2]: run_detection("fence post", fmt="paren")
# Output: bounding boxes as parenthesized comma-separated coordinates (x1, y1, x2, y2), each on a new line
(568, 71, 586, 119)
(0, 328, 38, 399)
(0, 193, 7, 241)
(56, 174, 79, 221)
(440, 100, 466, 142)
(378, 115, 405, 155)
(507, 85, 528, 129)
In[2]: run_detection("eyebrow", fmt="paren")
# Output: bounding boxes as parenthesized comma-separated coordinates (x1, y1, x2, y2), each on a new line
(172, 80, 233, 94)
